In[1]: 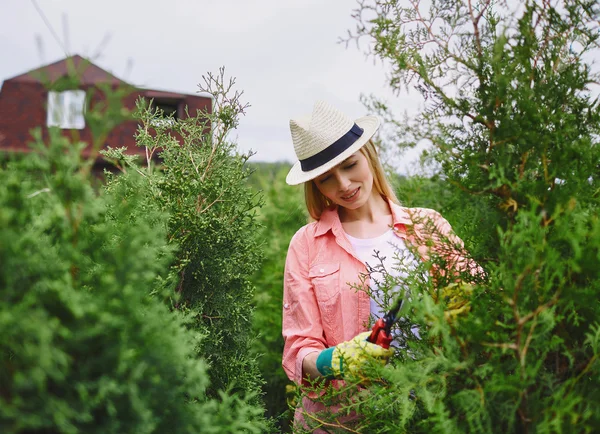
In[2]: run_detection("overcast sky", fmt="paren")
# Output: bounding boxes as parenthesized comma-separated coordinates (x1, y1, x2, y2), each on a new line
(1, 0, 427, 171)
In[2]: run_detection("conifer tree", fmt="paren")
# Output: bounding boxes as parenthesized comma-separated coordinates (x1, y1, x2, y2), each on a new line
(294, 1, 600, 432)
(105, 68, 269, 410)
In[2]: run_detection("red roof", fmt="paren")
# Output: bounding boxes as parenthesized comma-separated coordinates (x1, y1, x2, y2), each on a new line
(5, 54, 125, 86)
(143, 89, 193, 99)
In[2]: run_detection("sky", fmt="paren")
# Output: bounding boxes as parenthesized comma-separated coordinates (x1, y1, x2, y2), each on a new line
(0, 0, 427, 172)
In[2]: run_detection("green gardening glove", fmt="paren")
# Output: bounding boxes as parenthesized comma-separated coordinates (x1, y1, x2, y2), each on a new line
(316, 332, 394, 379)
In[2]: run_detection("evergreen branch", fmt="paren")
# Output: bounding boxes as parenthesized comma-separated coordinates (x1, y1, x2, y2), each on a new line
(301, 411, 362, 434)
(176, 268, 185, 294)
(196, 192, 225, 215)
(403, 61, 481, 124)
(517, 291, 560, 327)
(520, 316, 538, 368)
(447, 178, 486, 196)
(467, 0, 491, 59)
(482, 341, 518, 351)
(531, 0, 553, 78)
(188, 147, 200, 177)
(411, 0, 476, 71)
(133, 167, 147, 178)
(201, 141, 219, 183)
(26, 188, 51, 198)
(568, 354, 599, 393)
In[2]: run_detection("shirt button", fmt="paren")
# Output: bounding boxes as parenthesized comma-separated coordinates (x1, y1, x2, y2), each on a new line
(319, 268, 325, 273)
(284, 303, 290, 309)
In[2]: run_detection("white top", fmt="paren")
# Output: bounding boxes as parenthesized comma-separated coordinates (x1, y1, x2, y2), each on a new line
(344, 229, 419, 321)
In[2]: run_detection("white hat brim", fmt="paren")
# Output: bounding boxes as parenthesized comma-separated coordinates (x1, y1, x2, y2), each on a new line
(285, 115, 380, 185)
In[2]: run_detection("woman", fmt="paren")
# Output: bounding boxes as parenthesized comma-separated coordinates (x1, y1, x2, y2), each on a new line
(282, 100, 476, 429)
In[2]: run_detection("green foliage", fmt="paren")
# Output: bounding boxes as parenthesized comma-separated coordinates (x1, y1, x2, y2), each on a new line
(291, 1, 600, 432)
(0, 126, 268, 433)
(104, 69, 270, 419)
(395, 173, 500, 261)
(247, 162, 307, 431)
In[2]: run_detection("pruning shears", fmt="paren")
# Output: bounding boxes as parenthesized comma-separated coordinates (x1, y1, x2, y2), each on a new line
(367, 290, 405, 349)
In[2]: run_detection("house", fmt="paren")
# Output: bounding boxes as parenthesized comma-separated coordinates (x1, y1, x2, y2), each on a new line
(0, 54, 211, 169)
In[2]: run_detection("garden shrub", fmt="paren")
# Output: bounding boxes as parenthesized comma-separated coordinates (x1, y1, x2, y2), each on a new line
(294, 1, 600, 432)
(105, 69, 267, 405)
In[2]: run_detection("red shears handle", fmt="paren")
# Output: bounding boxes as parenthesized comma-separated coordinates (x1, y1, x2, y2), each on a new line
(367, 317, 393, 349)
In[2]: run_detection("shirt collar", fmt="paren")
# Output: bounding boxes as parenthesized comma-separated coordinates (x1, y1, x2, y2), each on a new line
(314, 198, 414, 237)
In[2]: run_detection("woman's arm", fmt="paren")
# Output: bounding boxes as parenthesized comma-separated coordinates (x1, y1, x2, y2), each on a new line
(282, 226, 327, 384)
(302, 351, 321, 379)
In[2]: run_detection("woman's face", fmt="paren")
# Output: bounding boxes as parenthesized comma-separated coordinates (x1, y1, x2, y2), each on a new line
(314, 151, 375, 210)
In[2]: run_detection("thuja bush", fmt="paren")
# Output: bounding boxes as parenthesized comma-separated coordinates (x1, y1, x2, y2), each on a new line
(0, 128, 267, 433)
(293, 1, 600, 432)
(104, 69, 268, 409)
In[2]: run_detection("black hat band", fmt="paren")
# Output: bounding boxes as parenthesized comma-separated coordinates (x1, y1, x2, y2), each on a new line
(300, 123, 364, 172)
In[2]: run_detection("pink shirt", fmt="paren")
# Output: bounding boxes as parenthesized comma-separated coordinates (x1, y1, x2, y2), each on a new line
(282, 201, 479, 423)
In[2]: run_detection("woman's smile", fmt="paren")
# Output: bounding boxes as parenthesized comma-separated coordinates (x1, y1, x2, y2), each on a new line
(341, 187, 360, 202)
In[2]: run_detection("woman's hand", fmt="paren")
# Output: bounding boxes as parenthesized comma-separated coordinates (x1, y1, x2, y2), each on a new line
(312, 332, 394, 380)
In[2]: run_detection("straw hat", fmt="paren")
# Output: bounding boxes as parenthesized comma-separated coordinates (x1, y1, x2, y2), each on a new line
(285, 100, 380, 185)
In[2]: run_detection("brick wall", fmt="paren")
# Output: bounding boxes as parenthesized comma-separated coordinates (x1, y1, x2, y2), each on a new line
(0, 79, 211, 162)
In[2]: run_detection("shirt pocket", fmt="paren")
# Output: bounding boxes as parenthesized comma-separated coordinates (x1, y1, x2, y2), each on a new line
(309, 262, 341, 302)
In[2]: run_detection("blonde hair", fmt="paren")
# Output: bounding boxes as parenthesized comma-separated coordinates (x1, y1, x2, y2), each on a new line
(304, 140, 399, 221)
